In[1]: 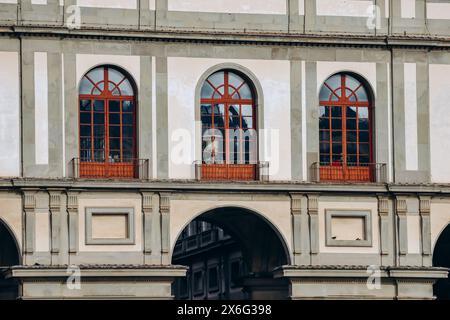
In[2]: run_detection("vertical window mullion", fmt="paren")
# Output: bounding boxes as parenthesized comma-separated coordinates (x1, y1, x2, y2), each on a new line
(120, 99, 123, 162)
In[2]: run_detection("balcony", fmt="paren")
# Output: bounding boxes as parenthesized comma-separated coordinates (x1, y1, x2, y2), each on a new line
(194, 161, 269, 182)
(311, 162, 387, 183)
(72, 158, 150, 180)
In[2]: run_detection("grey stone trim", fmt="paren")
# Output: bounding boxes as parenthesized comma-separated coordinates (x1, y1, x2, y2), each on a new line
(416, 59, 430, 177)
(160, 192, 171, 264)
(396, 197, 408, 255)
(138, 56, 153, 179)
(48, 190, 62, 254)
(325, 210, 372, 247)
(67, 191, 79, 253)
(419, 196, 432, 262)
(290, 60, 302, 180)
(23, 190, 37, 254)
(290, 193, 302, 255)
(155, 57, 168, 179)
(377, 195, 394, 267)
(307, 194, 319, 255)
(290, 193, 310, 265)
(305, 61, 318, 181)
(141, 192, 154, 254)
(85, 208, 135, 245)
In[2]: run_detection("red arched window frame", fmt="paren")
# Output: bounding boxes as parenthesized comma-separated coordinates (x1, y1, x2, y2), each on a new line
(200, 70, 258, 180)
(78, 66, 137, 178)
(318, 73, 374, 181)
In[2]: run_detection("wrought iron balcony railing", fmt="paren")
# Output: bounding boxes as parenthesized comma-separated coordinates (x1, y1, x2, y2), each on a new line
(311, 162, 387, 183)
(194, 161, 269, 182)
(71, 158, 150, 180)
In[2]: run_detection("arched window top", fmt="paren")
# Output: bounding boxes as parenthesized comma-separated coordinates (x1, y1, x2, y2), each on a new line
(201, 70, 253, 101)
(79, 66, 134, 97)
(319, 73, 370, 103)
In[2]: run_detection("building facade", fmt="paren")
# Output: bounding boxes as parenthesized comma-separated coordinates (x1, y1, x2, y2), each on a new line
(0, 0, 450, 300)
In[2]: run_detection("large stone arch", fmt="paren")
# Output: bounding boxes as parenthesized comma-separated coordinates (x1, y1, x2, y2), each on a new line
(433, 222, 450, 299)
(171, 206, 291, 300)
(0, 219, 21, 300)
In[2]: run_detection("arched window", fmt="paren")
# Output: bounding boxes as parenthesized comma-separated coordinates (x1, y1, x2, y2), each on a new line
(318, 73, 373, 181)
(200, 70, 258, 180)
(78, 66, 137, 178)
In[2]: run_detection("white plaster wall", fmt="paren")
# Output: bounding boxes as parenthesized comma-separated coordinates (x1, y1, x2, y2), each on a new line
(78, 195, 142, 252)
(316, 0, 373, 17)
(407, 215, 421, 254)
(0, 0, 17, 3)
(0, 194, 22, 250)
(316, 61, 377, 97)
(169, 199, 292, 258)
(404, 62, 418, 171)
(168, 0, 286, 14)
(401, 0, 415, 18)
(0, 52, 20, 177)
(35, 52, 49, 166)
(431, 201, 450, 251)
(76, 0, 137, 9)
(426, 2, 450, 20)
(76, 54, 141, 92)
(35, 211, 50, 252)
(318, 199, 380, 253)
(167, 57, 291, 181)
(31, 0, 47, 4)
(429, 64, 450, 183)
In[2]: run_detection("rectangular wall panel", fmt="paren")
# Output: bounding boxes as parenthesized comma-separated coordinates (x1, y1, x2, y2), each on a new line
(404, 63, 418, 171)
(168, 0, 286, 14)
(34, 52, 49, 165)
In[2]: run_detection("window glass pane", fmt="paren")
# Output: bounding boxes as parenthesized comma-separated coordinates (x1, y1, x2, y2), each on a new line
(93, 113, 104, 125)
(108, 68, 125, 86)
(238, 83, 252, 99)
(109, 138, 120, 150)
(119, 79, 133, 96)
(207, 72, 224, 88)
(320, 154, 330, 163)
(214, 114, 225, 128)
(228, 72, 244, 92)
(359, 118, 369, 130)
(214, 104, 225, 117)
(346, 118, 357, 130)
(123, 114, 133, 125)
(109, 113, 120, 125)
(347, 143, 357, 154)
(93, 150, 104, 161)
(94, 138, 104, 149)
(109, 100, 120, 112)
(122, 126, 133, 138)
(331, 106, 341, 117)
(93, 100, 104, 112)
(86, 67, 104, 84)
(332, 119, 342, 129)
(201, 115, 212, 126)
(347, 155, 357, 163)
(201, 104, 212, 115)
(333, 88, 342, 100)
(358, 107, 369, 119)
(319, 106, 329, 118)
(347, 131, 357, 143)
(80, 100, 91, 111)
(359, 143, 369, 155)
(320, 131, 330, 142)
(332, 143, 342, 155)
(332, 155, 342, 163)
(80, 138, 91, 149)
(345, 75, 360, 91)
(319, 118, 330, 130)
(229, 116, 240, 129)
(320, 142, 330, 154)
(229, 105, 239, 116)
(241, 105, 252, 117)
(122, 101, 134, 112)
(346, 106, 357, 118)
(80, 113, 91, 124)
(359, 131, 369, 142)
(345, 88, 353, 99)
(109, 150, 120, 162)
(79, 79, 94, 95)
(80, 125, 91, 137)
(356, 87, 368, 102)
(109, 126, 120, 137)
(324, 74, 341, 91)
(80, 150, 91, 161)
(208, 267, 219, 291)
(360, 155, 370, 164)
(94, 125, 105, 137)
(201, 82, 214, 99)
(319, 86, 332, 101)
(242, 116, 253, 129)
(123, 139, 133, 153)
(332, 131, 342, 143)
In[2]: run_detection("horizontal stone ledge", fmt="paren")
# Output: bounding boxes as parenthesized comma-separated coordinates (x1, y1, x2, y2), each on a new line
(273, 265, 449, 280)
(3, 264, 188, 280)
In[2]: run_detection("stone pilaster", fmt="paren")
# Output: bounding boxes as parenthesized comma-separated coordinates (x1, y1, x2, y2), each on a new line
(160, 192, 171, 265)
(290, 193, 309, 265)
(48, 190, 62, 255)
(419, 196, 432, 266)
(307, 194, 319, 264)
(23, 190, 37, 255)
(396, 197, 408, 260)
(67, 191, 79, 254)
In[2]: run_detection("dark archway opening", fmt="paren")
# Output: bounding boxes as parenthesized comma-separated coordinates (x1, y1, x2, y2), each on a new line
(0, 221, 20, 300)
(172, 207, 290, 300)
(433, 224, 450, 299)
